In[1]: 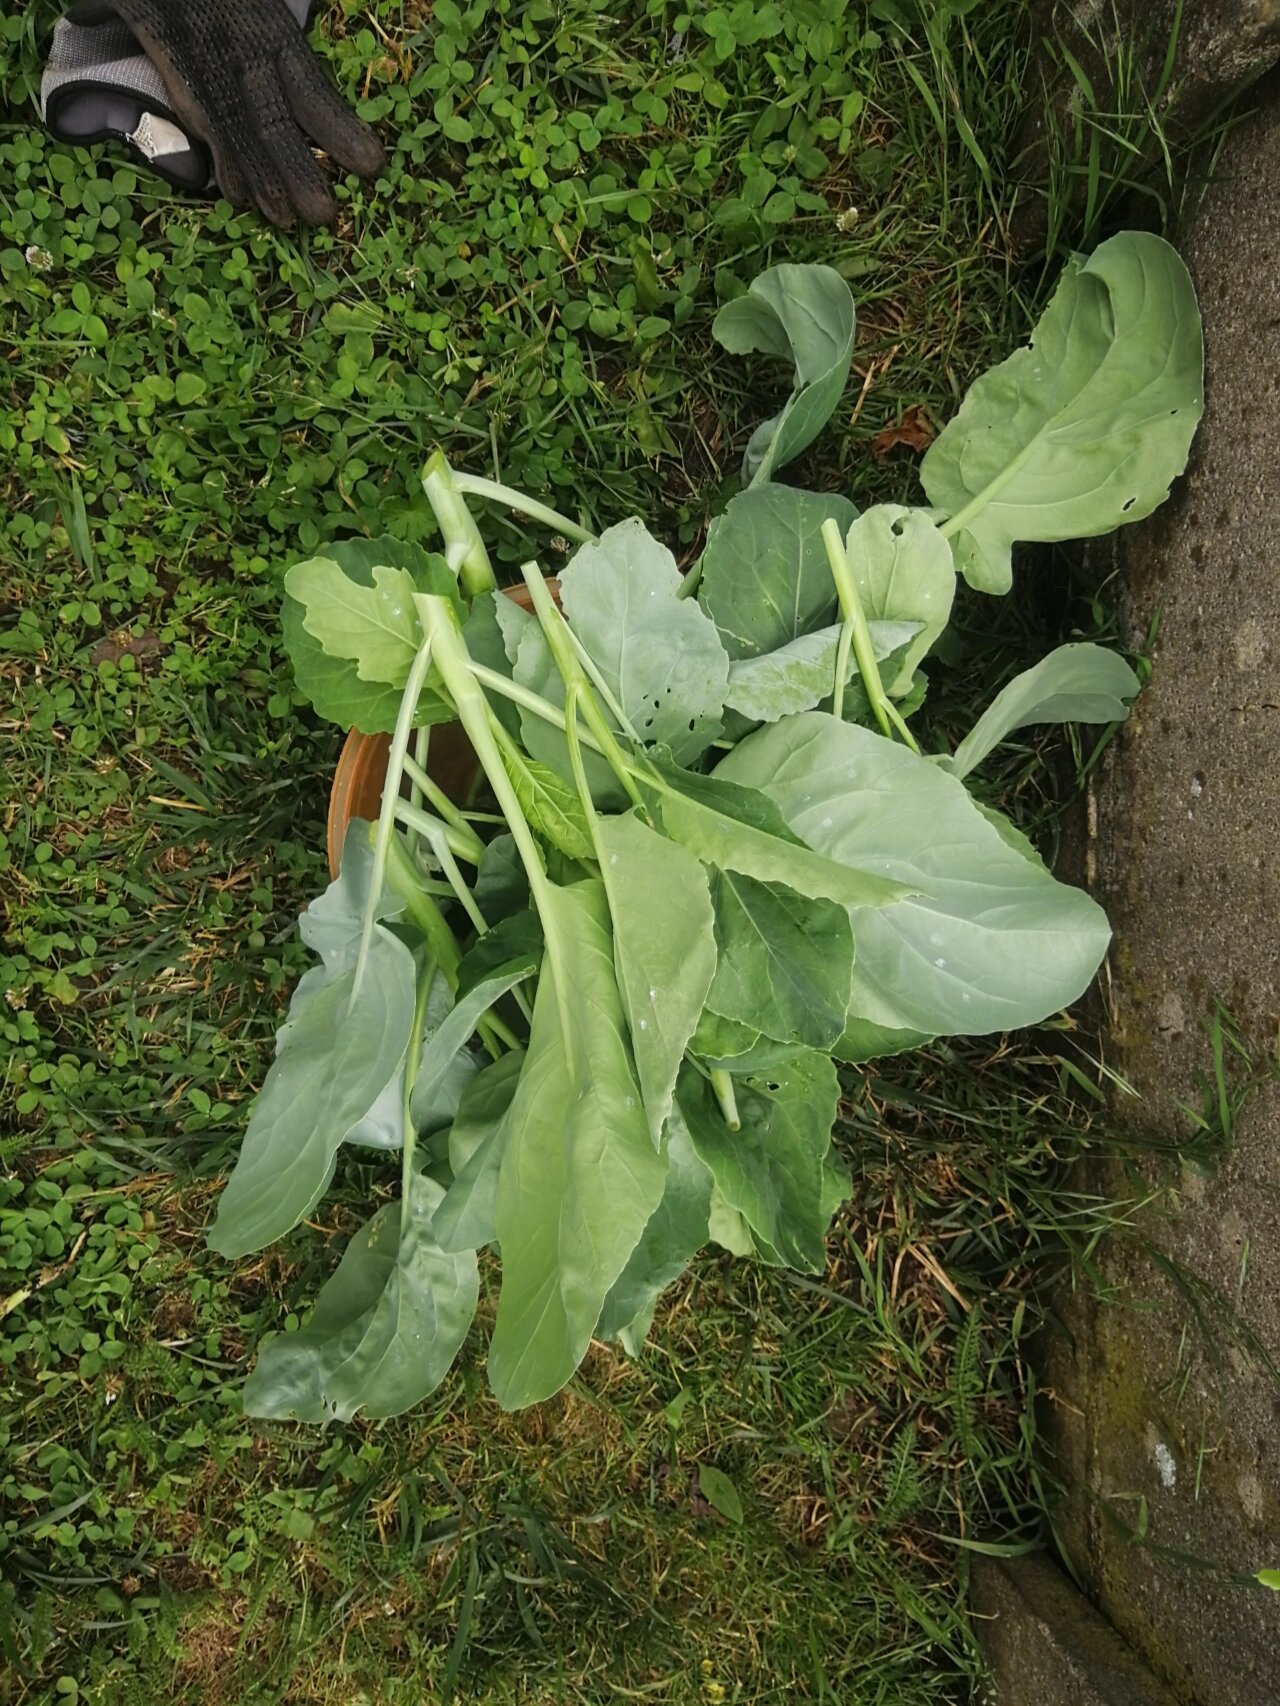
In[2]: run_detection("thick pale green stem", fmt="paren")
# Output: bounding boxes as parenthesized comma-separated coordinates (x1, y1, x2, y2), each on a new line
(421, 449, 497, 597)
(352, 635, 435, 1000)
(563, 685, 603, 866)
(710, 1068, 741, 1132)
(451, 470, 595, 545)
(518, 562, 648, 813)
(381, 824, 462, 988)
(417, 597, 556, 924)
(396, 770, 486, 864)
(400, 963, 436, 1209)
(406, 723, 431, 853)
(821, 519, 893, 742)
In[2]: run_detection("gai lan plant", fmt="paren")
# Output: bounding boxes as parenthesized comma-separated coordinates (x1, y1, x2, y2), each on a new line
(209, 231, 1203, 1420)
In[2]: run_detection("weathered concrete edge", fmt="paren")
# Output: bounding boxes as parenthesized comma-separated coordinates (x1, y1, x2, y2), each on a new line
(972, 1553, 1183, 1706)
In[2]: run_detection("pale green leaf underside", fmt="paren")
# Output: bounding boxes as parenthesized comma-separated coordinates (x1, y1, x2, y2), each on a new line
(597, 1107, 712, 1341)
(208, 926, 417, 1258)
(724, 617, 921, 722)
(435, 1050, 526, 1254)
(921, 231, 1204, 594)
(241, 1172, 478, 1423)
(644, 764, 912, 912)
(488, 881, 667, 1410)
(944, 643, 1139, 780)
(845, 505, 955, 696)
(712, 263, 856, 484)
(596, 812, 717, 1147)
(716, 712, 1111, 1038)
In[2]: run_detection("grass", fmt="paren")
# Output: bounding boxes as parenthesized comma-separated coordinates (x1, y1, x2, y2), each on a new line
(0, 0, 1199, 1699)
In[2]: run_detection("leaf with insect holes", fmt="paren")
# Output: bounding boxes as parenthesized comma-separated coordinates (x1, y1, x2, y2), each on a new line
(241, 1171, 478, 1423)
(921, 232, 1203, 594)
(844, 506, 955, 697)
(713, 264, 856, 483)
(559, 519, 730, 763)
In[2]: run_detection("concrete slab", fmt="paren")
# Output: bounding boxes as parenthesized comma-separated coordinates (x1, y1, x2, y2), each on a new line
(972, 1553, 1182, 1706)
(1042, 68, 1280, 1706)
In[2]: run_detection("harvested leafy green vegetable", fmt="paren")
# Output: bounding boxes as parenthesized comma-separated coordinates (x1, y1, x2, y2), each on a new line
(213, 235, 1202, 1418)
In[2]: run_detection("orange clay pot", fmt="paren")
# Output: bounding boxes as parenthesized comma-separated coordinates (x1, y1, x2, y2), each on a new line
(326, 577, 561, 878)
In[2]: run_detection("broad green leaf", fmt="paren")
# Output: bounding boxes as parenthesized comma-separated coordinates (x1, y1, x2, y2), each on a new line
(690, 1007, 813, 1072)
(462, 592, 522, 739)
(299, 819, 405, 971)
(833, 1014, 932, 1064)
(712, 264, 856, 483)
(435, 1050, 526, 1254)
(409, 963, 535, 1129)
(455, 910, 543, 998)
(707, 1184, 755, 1257)
(845, 506, 955, 696)
(921, 232, 1203, 594)
(1258, 1570, 1280, 1591)
(473, 833, 529, 923)
(641, 759, 911, 911)
(282, 536, 458, 732)
(597, 1107, 713, 1340)
(678, 1053, 841, 1272)
(697, 1464, 744, 1524)
(698, 486, 857, 659)
(716, 712, 1111, 1038)
(241, 1173, 478, 1423)
(597, 812, 717, 1146)
(724, 618, 920, 723)
(559, 519, 730, 761)
(704, 870, 853, 1050)
(288, 558, 422, 686)
(349, 971, 480, 1152)
(208, 927, 417, 1258)
(498, 743, 596, 863)
(944, 643, 1140, 780)
(488, 881, 667, 1409)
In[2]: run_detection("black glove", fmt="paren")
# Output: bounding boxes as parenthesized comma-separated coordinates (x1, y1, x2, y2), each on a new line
(61, 0, 386, 228)
(42, 0, 310, 196)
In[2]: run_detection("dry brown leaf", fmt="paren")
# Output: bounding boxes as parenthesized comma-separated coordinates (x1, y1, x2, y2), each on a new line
(871, 403, 936, 463)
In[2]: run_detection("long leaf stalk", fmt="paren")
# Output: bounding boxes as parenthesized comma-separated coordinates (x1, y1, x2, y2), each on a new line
(352, 634, 436, 1000)
(517, 562, 648, 813)
(418, 595, 562, 953)
(450, 470, 596, 546)
(820, 520, 920, 753)
(400, 962, 437, 1197)
(421, 450, 497, 597)
(397, 762, 487, 863)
